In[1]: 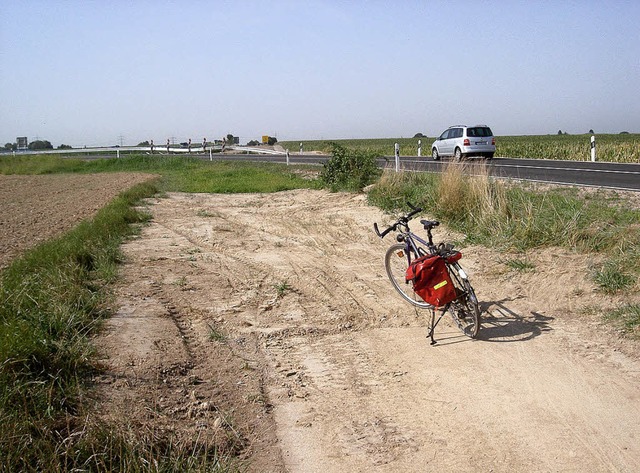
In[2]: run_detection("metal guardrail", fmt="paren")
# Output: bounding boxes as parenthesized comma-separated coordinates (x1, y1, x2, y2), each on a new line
(0, 145, 286, 156)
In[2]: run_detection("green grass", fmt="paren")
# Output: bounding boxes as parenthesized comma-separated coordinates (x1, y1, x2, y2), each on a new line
(274, 280, 292, 299)
(368, 165, 640, 295)
(0, 153, 90, 174)
(0, 181, 158, 471)
(0, 154, 321, 193)
(281, 133, 640, 162)
(208, 323, 227, 343)
(605, 304, 640, 338)
(594, 260, 637, 295)
(0, 155, 320, 471)
(504, 258, 536, 273)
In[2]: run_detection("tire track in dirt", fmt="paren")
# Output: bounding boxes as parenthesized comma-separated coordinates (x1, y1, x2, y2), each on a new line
(97, 189, 640, 472)
(94, 203, 285, 469)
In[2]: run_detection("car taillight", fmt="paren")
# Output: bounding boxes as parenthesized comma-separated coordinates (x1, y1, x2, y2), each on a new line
(492, 138, 495, 145)
(463, 139, 470, 146)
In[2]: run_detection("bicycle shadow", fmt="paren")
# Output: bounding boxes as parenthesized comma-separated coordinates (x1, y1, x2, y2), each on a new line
(476, 298, 554, 343)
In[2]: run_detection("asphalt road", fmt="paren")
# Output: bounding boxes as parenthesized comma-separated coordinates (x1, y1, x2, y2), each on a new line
(395, 156, 640, 192)
(64, 152, 640, 192)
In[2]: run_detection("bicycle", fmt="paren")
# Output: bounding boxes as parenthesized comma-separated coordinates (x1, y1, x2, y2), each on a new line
(374, 203, 480, 344)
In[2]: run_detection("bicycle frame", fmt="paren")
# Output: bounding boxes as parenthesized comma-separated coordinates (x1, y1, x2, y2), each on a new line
(400, 231, 431, 260)
(375, 202, 480, 343)
(399, 229, 474, 344)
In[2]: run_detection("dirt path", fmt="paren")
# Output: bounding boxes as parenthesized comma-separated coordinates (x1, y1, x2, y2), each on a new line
(96, 189, 640, 472)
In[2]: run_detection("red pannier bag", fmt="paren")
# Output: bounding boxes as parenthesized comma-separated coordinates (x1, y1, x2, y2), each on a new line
(405, 254, 458, 307)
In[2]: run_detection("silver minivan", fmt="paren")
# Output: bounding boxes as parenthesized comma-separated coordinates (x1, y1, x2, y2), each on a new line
(431, 125, 495, 160)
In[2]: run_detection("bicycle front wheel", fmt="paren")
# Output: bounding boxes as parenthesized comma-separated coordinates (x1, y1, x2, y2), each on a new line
(384, 243, 432, 309)
(446, 263, 480, 338)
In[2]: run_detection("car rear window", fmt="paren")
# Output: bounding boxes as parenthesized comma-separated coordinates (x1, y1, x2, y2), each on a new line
(467, 127, 493, 137)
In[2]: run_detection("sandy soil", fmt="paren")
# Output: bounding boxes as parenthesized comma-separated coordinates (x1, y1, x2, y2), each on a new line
(91, 188, 640, 472)
(3, 174, 639, 471)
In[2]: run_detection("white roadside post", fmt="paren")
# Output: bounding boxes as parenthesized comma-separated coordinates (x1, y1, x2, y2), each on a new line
(209, 147, 213, 161)
(117, 148, 120, 159)
(300, 142, 303, 154)
(286, 149, 290, 166)
(418, 139, 422, 157)
(591, 135, 596, 162)
(394, 142, 400, 172)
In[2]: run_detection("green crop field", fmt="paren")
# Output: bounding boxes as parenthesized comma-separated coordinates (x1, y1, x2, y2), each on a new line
(281, 133, 640, 163)
(280, 137, 428, 157)
(497, 134, 640, 162)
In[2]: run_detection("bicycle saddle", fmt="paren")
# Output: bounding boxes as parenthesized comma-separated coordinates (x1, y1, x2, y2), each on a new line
(420, 220, 440, 230)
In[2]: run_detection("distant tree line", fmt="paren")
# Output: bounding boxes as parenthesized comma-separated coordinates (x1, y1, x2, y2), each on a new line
(556, 129, 630, 135)
(3, 140, 72, 151)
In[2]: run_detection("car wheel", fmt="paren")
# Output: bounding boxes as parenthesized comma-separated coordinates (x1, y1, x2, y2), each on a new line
(486, 153, 494, 160)
(432, 148, 440, 161)
(454, 148, 462, 161)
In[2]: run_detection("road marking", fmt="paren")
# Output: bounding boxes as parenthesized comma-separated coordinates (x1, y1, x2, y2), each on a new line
(493, 163, 640, 176)
(397, 159, 640, 192)
(493, 177, 640, 193)
(399, 158, 640, 176)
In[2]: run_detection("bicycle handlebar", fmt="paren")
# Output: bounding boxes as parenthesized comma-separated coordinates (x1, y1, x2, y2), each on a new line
(373, 222, 393, 238)
(373, 202, 423, 239)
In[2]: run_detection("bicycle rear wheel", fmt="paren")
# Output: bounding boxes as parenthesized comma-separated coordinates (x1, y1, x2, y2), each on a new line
(384, 243, 432, 309)
(446, 263, 480, 338)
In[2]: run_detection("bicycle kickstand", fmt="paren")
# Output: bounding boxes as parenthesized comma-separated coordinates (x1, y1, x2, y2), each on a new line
(426, 307, 448, 345)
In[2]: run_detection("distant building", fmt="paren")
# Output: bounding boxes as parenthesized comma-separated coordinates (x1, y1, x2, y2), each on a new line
(16, 137, 28, 150)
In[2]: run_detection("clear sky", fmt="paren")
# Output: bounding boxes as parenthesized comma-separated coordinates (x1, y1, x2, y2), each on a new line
(1, 0, 639, 147)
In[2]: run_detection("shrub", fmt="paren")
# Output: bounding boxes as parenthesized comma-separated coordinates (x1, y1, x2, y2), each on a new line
(320, 143, 381, 192)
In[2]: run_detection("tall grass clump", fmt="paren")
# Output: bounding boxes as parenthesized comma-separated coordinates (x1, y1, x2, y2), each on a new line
(434, 163, 510, 233)
(370, 164, 511, 241)
(0, 182, 158, 471)
(368, 166, 640, 297)
(366, 169, 439, 211)
(320, 143, 381, 191)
